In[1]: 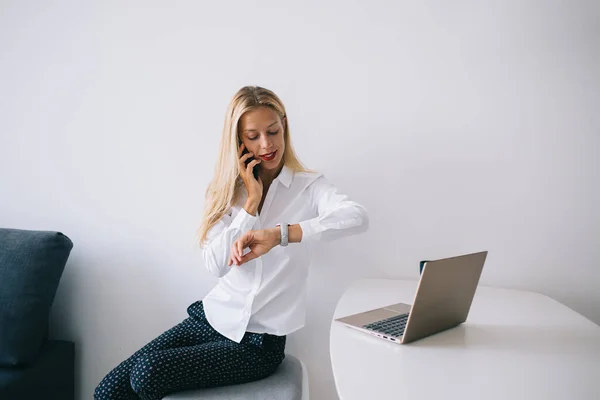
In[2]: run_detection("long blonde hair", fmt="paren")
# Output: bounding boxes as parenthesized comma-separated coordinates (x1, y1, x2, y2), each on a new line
(197, 86, 312, 246)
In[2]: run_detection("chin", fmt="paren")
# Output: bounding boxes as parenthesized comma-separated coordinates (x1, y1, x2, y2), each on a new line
(264, 158, 284, 170)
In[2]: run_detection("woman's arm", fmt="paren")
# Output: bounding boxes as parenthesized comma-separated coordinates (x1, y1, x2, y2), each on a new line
(230, 175, 369, 265)
(200, 198, 259, 277)
(297, 174, 369, 243)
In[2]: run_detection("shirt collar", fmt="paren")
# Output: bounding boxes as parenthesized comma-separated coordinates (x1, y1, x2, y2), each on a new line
(275, 164, 293, 188)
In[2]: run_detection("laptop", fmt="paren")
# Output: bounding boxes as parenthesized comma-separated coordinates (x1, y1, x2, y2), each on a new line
(335, 251, 488, 344)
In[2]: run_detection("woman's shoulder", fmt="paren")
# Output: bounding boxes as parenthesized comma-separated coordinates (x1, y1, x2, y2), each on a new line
(290, 169, 339, 198)
(293, 169, 323, 180)
(291, 168, 324, 187)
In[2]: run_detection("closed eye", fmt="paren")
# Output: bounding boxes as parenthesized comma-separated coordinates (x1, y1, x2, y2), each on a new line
(249, 130, 278, 140)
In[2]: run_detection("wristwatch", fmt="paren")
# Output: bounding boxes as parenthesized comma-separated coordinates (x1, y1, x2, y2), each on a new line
(276, 223, 289, 247)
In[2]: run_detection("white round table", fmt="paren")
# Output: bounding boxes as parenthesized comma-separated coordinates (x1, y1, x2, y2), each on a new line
(330, 279, 600, 400)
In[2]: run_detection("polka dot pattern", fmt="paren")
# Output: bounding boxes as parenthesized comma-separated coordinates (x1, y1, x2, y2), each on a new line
(94, 301, 286, 400)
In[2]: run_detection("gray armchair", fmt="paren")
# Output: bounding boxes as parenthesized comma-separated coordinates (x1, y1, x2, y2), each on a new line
(0, 228, 75, 399)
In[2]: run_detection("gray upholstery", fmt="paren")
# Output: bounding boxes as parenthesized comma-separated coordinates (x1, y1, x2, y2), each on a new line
(0, 228, 72, 366)
(163, 354, 304, 400)
(0, 340, 74, 399)
(0, 228, 75, 399)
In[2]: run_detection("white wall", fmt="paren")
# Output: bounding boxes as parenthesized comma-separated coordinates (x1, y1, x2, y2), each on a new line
(1, 1, 598, 399)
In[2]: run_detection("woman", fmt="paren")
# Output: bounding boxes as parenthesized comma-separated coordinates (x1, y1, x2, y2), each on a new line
(94, 86, 369, 399)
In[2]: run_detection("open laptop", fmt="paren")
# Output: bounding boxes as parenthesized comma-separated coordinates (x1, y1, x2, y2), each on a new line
(335, 251, 488, 344)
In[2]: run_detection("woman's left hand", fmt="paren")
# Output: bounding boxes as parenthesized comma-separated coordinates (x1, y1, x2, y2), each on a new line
(229, 228, 279, 266)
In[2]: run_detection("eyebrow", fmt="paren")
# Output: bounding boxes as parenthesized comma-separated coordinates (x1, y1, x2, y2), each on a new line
(243, 121, 278, 133)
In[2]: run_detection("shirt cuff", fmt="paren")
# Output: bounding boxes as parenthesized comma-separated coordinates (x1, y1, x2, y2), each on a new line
(298, 218, 323, 242)
(230, 207, 258, 233)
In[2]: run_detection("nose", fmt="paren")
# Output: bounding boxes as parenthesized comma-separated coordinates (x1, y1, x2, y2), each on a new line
(259, 134, 272, 150)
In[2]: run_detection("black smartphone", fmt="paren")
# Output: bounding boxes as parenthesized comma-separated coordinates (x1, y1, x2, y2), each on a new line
(241, 146, 259, 179)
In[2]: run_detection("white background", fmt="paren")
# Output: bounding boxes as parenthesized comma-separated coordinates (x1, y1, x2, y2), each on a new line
(1, 1, 598, 399)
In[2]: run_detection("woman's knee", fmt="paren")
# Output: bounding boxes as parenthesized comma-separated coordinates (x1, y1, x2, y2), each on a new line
(129, 352, 165, 398)
(94, 365, 134, 400)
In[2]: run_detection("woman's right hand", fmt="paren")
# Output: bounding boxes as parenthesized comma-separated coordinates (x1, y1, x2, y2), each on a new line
(238, 143, 263, 213)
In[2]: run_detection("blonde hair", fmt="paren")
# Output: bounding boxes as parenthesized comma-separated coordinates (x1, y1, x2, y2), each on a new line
(196, 86, 312, 246)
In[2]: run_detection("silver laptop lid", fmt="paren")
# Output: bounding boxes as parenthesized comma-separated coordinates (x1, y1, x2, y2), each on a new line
(402, 251, 488, 343)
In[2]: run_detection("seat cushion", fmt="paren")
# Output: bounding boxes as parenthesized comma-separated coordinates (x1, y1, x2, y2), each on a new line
(163, 354, 304, 400)
(0, 229, 73, 366)
(0, 339, 75, 400)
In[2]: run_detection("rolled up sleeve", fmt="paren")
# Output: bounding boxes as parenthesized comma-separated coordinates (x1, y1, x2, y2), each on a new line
(200, 207, 257, 278)
(298, 175, 369, 243)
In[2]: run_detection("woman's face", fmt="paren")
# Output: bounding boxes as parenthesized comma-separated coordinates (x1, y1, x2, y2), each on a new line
(238, 107, 286, 174)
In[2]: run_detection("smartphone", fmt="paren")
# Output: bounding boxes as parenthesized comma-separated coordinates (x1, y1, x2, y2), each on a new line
(241, 146, 259, 179)
(419, 260, 430, 275)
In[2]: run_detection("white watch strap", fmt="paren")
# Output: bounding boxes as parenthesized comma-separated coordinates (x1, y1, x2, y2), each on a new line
(278, 223, 289, 246)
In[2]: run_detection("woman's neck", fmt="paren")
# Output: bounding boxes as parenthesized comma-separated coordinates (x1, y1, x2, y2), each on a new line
(259, 161, 284, 186)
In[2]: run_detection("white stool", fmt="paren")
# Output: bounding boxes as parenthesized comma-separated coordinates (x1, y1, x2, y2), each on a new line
(163, 354, 309, 400)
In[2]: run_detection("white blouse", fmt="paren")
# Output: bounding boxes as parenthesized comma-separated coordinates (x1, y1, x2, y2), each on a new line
(200, 165, 369, 343)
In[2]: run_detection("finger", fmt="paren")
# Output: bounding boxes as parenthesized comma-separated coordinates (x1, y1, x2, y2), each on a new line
(236, 243, 243, 265)
(247, 158, 261, 168)
(235, 232, 252, 265)
(232, 241, 240, 264)
(246, 159, 261, 175)
(238, 156, 252, 174)
(240, 151, 254, 163)
(228, 256, 233, 266)
(232, 245, 238, 265)
(240, 251, 258, 265)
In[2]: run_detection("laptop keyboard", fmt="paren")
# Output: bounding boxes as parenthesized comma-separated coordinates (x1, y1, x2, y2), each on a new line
(362, 313, 409, 337)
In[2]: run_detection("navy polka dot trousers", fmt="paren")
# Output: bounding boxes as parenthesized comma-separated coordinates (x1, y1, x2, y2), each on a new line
(94, 301, 286, 400)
